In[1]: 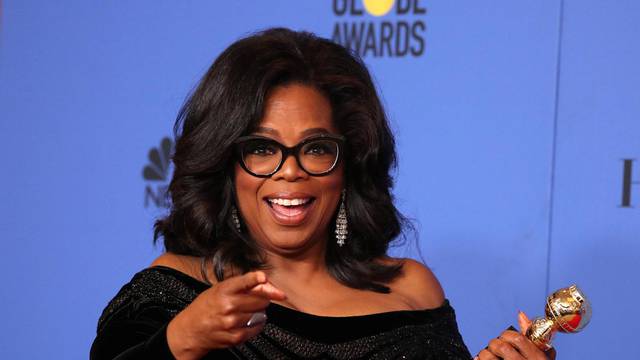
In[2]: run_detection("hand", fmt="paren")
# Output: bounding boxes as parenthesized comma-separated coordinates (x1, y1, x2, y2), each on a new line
(475, 311, 557, 360)
(166, 271, 287, 360)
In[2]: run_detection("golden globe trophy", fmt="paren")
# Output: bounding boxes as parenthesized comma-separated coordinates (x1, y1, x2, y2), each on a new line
(525, 284, 592, 350)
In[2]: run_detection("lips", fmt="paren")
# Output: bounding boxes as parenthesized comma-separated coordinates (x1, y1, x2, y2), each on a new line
(263, 192, 316, 226)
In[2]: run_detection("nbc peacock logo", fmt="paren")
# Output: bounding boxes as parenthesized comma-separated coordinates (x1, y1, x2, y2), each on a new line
(143, 137, 174, 209)
(331, 0, 427, 58)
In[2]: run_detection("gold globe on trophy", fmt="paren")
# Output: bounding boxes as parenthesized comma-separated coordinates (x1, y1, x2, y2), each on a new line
(525, 284, 592, 350)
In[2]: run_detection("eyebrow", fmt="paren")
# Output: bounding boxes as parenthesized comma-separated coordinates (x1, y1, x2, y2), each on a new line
(254, 126, 332, 137)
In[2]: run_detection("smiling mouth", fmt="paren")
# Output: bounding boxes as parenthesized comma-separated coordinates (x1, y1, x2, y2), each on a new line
(264, 197, 316, 225)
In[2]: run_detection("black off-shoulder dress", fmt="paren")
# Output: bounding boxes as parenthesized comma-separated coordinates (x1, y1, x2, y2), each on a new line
(90, 266, 472, 360)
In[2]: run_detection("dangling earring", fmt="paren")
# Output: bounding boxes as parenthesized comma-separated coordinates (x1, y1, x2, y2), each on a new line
(231, 205, 242, 233)
(335, 190, 348, 247)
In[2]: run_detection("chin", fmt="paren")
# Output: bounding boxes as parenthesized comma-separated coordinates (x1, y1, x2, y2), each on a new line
(263, 231, 319, 254)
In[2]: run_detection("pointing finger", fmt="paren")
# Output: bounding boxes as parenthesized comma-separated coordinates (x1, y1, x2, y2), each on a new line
(225, 271, 268, 293)
(250, 281, 287, 300)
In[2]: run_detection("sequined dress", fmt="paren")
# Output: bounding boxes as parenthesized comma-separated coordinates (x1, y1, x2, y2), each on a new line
(90, 266, 472, 359)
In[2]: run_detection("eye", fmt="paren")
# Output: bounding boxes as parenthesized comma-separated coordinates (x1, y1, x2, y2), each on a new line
(246, 141, 278, 156)
(304, 141, 336, 156)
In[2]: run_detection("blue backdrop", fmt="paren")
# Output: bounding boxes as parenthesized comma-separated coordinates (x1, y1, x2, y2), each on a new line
(1, 1, 638, 358)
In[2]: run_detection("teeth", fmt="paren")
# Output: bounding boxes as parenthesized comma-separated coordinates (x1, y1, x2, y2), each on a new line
(268, 198, 311, 206)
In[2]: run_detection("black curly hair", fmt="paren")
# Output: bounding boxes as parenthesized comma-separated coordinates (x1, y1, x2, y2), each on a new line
(154, 27, 412, 293)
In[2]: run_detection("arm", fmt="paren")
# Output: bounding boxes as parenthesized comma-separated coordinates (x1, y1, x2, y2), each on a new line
(90, 310, 176, 360)
(90, 271, 286, 360)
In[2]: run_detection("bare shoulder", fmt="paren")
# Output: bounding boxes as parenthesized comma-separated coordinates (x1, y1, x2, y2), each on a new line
(383, 257, 446, 310)
(149, 252, 206, 282)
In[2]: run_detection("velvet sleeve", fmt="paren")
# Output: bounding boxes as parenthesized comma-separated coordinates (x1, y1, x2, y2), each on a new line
(90, 267, 242, 360)
(90, 302, 177, 359)
(90, 267, 207, 360)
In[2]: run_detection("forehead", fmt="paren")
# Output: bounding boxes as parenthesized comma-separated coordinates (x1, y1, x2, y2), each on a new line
(256, 84, 337, 142)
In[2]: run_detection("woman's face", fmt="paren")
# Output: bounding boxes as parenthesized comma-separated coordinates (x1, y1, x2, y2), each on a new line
(234, 84, 344, 256)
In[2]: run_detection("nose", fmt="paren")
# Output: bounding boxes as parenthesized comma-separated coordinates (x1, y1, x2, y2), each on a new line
(273, 153, 308, 181)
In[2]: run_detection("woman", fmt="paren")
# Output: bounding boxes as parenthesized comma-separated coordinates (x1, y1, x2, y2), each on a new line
(91, 28, 554, 360)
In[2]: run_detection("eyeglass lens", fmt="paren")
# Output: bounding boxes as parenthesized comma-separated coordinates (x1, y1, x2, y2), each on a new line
(241, 139, 339, 175)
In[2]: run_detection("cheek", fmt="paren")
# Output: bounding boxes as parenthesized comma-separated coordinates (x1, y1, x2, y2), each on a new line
(325, 171, 344, 193)
(318, 166, 345, 218)
(328, 163, 345, 190)
(234, 165, 262, 211)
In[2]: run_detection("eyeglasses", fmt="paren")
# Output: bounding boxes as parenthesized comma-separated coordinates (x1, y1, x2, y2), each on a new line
(233, 134, 345, 178)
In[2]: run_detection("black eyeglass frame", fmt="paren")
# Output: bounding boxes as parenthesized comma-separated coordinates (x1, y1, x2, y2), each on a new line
(233, 134, 346, 178)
